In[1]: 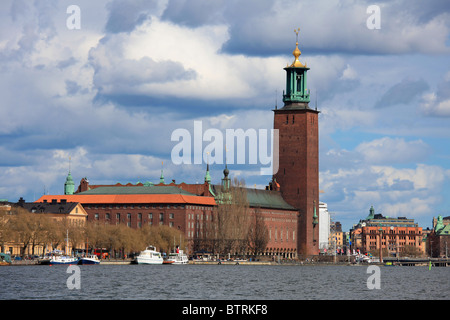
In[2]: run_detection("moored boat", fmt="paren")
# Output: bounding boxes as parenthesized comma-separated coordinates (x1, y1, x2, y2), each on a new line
(136, 246, 163, 265)
(164, 247, 188, 265)
(79, 254, 100, 265)
(0, 253, 11, 266)
(49, 255, 79, 265)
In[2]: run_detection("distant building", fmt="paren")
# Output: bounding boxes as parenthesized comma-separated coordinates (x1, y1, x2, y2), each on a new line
(318, 202, 330, 252)
(37, 165, 300, 258)
(427, 215, 450, 258)
(350, 206, 424, 256)
(1, 198, 87, 256)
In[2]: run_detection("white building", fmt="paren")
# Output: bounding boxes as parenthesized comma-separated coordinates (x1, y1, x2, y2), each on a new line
(319, 201, 330, 252)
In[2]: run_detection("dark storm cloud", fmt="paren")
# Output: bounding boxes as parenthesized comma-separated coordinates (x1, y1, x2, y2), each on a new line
(387, 0, 450, 24)
(161, 0, 227, 27)
(374, 78, 429, 109)
(104, 0, 159, 33)
(91, 56, 197, 94)
(57, 57, 78, 70)
(160, 0, 450, 57)
(93, 93, 261, 119)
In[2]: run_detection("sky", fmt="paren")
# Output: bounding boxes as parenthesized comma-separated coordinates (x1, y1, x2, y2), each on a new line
(1, 0, 449, 231)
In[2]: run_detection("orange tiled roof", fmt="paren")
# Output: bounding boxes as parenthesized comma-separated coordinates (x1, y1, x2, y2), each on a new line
(35, 194, 216, 206)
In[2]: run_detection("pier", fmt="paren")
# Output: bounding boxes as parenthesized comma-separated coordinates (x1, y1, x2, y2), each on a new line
(383, 258, 450, 267)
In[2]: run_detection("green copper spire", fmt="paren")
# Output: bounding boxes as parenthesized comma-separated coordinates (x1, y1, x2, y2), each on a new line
(366, 205, 375, 220)
(64, 157, 74, 195)
(160, 161, 165, 184)
(204, 163, 211, 184)
(64, 171, 75, 195)
(283, 28, 310, 104)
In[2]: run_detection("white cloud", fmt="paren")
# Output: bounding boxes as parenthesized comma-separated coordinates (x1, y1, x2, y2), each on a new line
(421, 93, 450, 117)
(355, 137, 431, 165)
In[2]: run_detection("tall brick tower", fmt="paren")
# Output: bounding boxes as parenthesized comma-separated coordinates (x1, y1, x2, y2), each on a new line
(273, 29, 319, 256)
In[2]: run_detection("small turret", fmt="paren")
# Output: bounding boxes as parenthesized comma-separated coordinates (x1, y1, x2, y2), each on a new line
(366, 205, 375, 220)
(64, 157, 75, 195)
(160, 161, 165, 184)
(204, 163, 211, 184)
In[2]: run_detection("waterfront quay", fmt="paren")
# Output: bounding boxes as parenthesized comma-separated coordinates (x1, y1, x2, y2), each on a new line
(9, 257, 450, 266)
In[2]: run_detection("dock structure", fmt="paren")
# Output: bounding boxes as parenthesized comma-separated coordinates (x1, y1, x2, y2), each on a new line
(383, 258, 450, 267)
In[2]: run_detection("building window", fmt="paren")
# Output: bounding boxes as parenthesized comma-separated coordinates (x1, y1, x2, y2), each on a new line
(116, 213, 120, 220)
(160, 213, 164, 221)
(106, 213, 110, 220)
(169, 222, 174, 228)
(169, 213, 174, 219)
(148, 213, 153, 219)
(95, 213, 99, 220)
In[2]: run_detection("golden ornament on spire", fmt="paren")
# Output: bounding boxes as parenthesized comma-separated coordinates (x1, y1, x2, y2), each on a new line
(290, 27, 305, 68)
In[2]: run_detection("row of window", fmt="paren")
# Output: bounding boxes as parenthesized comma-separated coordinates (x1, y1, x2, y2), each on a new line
(86, 204, 215, 211)
(368, 245, 420, 252)
(366, 235, 420, 240)
(367, 229, 421, 235)
(92, 212, 176, 221)
(269, 228, 295, 242)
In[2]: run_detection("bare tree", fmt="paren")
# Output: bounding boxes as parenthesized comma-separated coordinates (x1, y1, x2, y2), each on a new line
(212, 177, 251, 257)
(247, 207, 269, 256)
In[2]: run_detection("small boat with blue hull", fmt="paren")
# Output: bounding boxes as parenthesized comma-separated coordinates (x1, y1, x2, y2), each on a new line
(78, 254, 100, 265)
(49, 255, 79, 265)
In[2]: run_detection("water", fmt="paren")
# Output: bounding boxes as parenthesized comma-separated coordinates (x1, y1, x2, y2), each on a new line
(0, 264, 448, 300)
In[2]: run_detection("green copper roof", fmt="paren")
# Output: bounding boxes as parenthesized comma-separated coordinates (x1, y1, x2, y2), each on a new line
(437, 224, 450, 235)
(211, 184, 296, 210)
(246, 188, 296, 210)
(77, 186, 196, 196)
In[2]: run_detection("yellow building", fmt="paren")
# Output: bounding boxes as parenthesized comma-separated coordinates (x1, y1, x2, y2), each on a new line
(1, 198, 87, 257)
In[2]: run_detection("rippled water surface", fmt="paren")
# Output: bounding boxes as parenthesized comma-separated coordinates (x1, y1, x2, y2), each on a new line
(1, 264, 448, 300)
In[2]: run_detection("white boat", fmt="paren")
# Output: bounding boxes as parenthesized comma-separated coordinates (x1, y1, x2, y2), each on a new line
(356, 254, 372, 264)
(79, 254, 100, 265)
(49, 230, 78, 265)
(164, 249, 188, 265)
(136, 246, 163, 265)
(49, 255, 79, 265)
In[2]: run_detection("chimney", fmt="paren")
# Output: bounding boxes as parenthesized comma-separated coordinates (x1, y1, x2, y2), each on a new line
(18, 197, 25, 207)
(51, 199, 57, 204)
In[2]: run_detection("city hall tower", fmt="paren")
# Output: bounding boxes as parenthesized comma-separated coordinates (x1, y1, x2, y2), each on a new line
(273, 29, 319, 256)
